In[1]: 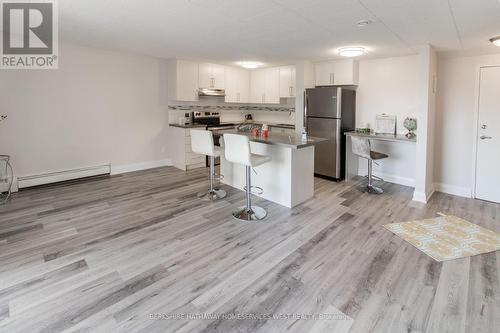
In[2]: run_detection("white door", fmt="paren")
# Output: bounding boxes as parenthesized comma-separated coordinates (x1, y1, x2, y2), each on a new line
(475, 66, 500, 203)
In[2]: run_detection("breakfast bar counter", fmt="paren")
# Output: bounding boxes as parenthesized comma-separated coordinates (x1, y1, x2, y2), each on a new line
(217, 131, 327, 208)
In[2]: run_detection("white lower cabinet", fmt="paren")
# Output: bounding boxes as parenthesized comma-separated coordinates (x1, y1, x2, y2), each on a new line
(168, 126, 206, 171)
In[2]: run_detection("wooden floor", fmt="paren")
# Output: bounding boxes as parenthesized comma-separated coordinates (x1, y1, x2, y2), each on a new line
(0, 167, 499, 333)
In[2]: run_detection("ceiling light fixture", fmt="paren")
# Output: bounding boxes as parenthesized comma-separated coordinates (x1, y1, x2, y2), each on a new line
(237, 61, 263, 69)
(337, 47, 365, 57)
(489, 36, 500, 47)
(356, 19, 372, 27)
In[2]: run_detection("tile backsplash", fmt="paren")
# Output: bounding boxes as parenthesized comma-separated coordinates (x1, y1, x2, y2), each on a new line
(167, 103, 295, 113)
(168, 97, 296, 126)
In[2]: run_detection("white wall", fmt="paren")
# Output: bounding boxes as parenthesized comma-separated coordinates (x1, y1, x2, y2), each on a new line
(356, 55, 419, 186)
(0, 43, 170, 187)
(435, 53, 500, 197)
(413, 45, 438, 202)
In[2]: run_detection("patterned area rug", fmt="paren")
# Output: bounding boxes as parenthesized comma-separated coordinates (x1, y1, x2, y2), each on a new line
(384, 215, 500, 261)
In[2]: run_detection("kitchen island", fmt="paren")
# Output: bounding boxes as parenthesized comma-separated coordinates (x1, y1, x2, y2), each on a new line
(215, 131, 326, 208)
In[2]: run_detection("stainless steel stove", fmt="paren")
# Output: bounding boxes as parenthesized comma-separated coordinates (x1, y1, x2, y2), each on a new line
(191, 112, 237, 166)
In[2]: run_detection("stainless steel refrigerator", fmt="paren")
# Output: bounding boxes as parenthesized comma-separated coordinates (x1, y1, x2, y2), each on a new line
(305, 86, 356, 180)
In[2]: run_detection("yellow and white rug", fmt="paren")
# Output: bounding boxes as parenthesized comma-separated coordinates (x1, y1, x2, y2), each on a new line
(384, 215, 500, 261)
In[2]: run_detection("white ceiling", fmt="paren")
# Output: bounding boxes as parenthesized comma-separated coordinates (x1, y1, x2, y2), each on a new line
(57, 0, 500, 65)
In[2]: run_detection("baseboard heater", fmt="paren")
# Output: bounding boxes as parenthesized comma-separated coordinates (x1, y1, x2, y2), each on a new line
(17, 164, 111, 189)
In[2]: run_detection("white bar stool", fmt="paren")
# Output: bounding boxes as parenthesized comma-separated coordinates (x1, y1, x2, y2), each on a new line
(190, 129, 226, 201)
(351, 136, 388, 194)
(223, 133, 272, 221)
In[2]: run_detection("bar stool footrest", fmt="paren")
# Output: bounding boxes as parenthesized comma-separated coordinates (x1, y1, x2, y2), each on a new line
(212, 174, 224, 181)
(243, 185, 264, 195)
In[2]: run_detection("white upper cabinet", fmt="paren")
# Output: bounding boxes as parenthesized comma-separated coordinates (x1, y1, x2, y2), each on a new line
(167, 60, 289, 104)
(333, 59, 359, 86)
(315, 61, 335, 86)
(225, 67, 250, 103)
(314, 59, 359, 86)
(199, 63, 225, 89)
(279, 66, 296, 97)
(168, 60, 199, 102)
(250, 67, 280, 104)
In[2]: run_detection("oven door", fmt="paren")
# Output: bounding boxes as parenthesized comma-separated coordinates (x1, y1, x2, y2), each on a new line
(207, 126, 236, 167)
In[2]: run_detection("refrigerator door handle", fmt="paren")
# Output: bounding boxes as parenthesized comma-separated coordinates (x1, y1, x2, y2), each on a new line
(304, 91, 308, 130)
(336, 88, 342, 177)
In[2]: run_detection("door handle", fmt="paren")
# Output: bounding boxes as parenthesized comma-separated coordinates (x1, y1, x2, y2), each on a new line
(480, 135, 492, 140)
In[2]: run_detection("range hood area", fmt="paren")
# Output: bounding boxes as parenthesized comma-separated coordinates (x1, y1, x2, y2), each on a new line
(198, 88, 226, 97)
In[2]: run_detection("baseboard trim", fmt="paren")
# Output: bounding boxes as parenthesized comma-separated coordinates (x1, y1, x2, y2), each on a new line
(434, 182, 471, 198)
(358, 169, 415, 188)
(17, 164, 111, 189)
(111, 159, 172, 175)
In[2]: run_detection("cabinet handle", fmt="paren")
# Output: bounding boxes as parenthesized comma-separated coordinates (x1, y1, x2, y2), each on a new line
(210, 78, 214, 88)
(237, 92, 240, 102)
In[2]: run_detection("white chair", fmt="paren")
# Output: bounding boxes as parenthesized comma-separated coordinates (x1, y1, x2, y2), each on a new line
(223, 133, 272, 221)
(351, 136, 388, 194)
(190, 129, 226, 200)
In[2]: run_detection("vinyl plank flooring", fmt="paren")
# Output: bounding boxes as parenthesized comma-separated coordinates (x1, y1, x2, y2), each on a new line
(0, 166, 499, 332)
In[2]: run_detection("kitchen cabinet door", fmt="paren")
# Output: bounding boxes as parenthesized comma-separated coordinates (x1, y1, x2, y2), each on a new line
(333, 59, 359, 86)
(279, 66, 296, 97)
(314, 61, 334, 86)
(237, 69, 250, 103)
(225, 67, 249, 103)
(250, 69, 266, 103)
(264, 67, 280, 104)
(177, 60, 199, 101)
(224, 67, 236, 103)
(199, 63, 226, 89)
(198, 63, 213, 89)
(212, 64, 226, 89)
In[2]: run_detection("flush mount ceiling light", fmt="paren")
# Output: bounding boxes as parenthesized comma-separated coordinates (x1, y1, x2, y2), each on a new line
(489, 36, 500, 46)
(237, 61, 263, 69)
(337, 47, 366, 57)
(356, 19, 372, 27)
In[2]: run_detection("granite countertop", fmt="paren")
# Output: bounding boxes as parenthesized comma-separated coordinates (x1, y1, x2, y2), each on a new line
(345, 131, 417, 143)
(168, 123, 207, 129)
(214, 130, 326, 149)
(169, 121, 295, 129)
